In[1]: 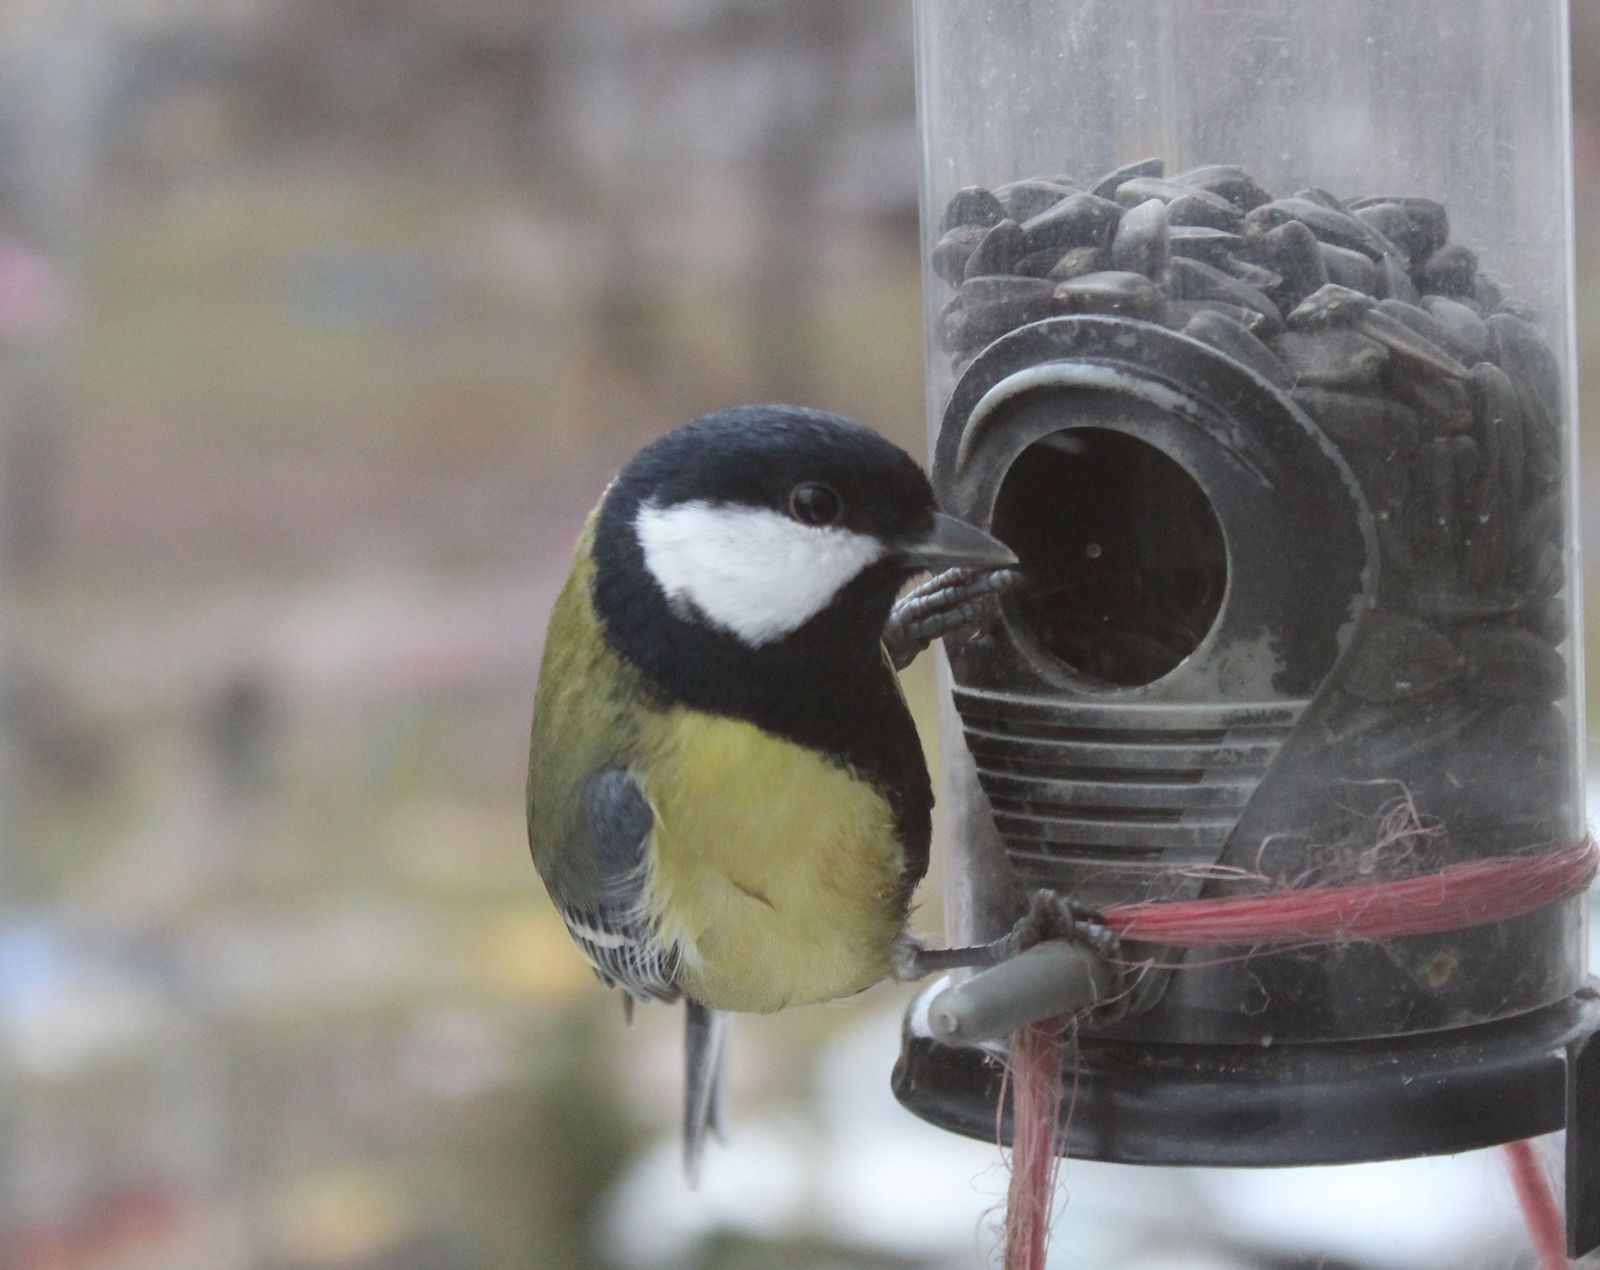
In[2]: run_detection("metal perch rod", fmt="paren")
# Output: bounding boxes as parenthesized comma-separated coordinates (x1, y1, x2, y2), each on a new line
(926, 940, 1116, 1045)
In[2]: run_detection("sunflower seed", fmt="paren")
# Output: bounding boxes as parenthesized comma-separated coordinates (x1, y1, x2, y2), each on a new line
(1178, 308, 1291, 386)
(1319, 242, 1380, 295)
(1274, 329, 1388, 388)
(932, 224, 987, 285)
(1246, 198, 1397, 260)
(1419, 296, 1490, 364)
(1355, 307, 1471, 379)
(1110, 198, 1171, 278)
(938, 300, 981, 355)
(1470, 361, 1527, 509)
(1167, 256, 1280, 326)
(1013, 249, 1071, 278)
(1349, 196, 1449, 261)
(1465, 425, 1513, 591)
(1374, 298, 1453, 347)
(1378, 253, 1421, 304)
(959, 275, 1057, 307)
(942, 186, 1006, 233)
(1487, 313, 1562, 486)
(1458, 627, 1566, 702)
(1466, 486, 1513, 589)
(1341, 612, 1463, 704)
(1167, 225, 1244, 264)
(1052, 270, 1165, 320)
(957, 276, 1058, 344)
(1514, 493, 1562, 588)
(1291, 387, 1421, 451)
(1475, 274, 1506, 313)
(1396, 374, 1473, 434)
(1165, 192, 1247, 231)
(1419, 243, 1478, 297)
(1354, 203, 1422, 264)
(1164, 299, 1281, 338)
(1260, 220, 1329, 306)
(1527, 594, 1567, 643)
(964, 218, 1027, 279)
(1286, 283, 1375, 329)
(1174, 165, 1271, 209)
(1221, 256, 1283, 292)
(1046, 245, 1107, 282)
(1296, 186, 1347, 211)
(995, 179, 1078, 220)
(1089, 157, 1165, 200)
(1115, 176, 1220, 212)
(1021, 193, 1122, 255)
(1413, 435, 1481, 572)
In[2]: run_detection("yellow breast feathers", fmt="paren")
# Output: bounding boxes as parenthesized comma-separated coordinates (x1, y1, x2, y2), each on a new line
(638, 708, 907, 1013)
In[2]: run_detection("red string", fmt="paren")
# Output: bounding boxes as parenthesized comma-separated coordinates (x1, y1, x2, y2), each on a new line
(1503, 1139, 1569, 1270)
(999, 839, 1597, 1270)
(1002, 1021, 1066, 1270)
(1100, 839, 1597, 947)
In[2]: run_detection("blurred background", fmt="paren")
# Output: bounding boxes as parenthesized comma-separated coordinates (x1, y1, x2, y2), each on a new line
(0, 2, 1596, 1268)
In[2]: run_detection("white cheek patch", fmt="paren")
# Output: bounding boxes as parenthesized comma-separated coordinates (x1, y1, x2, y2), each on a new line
(635, 500, 887, 646)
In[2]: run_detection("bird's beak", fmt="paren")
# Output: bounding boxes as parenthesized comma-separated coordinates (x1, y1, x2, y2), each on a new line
(902, 512, 1018, 571)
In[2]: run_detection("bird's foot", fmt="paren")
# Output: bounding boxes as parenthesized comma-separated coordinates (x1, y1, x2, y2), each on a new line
(1006, 889, 1121, 962)
(893, 890, 1118, 981)
(883, 566, 1022, 670)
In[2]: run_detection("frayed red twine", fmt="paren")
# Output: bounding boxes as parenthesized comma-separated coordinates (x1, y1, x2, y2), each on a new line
(997, 838, 1596, 1270)
(1001, 1020, 1067, 1270)
(1002, 1039, 1579, 1270)
(1100, 838, 1597, 948)
(1503, 1139, 1569, 1270)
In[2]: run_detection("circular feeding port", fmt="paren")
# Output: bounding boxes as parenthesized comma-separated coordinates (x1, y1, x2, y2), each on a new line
(992, 428, 1227, 687)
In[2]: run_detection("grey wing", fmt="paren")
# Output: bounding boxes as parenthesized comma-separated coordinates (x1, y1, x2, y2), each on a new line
(559, 767, 680, 1003)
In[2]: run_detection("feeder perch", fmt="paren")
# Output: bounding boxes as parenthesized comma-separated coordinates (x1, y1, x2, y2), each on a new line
(892, 1, 1600, 1257)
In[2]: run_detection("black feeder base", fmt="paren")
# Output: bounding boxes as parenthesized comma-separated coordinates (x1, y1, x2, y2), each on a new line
(894, 978, 1600, 1258)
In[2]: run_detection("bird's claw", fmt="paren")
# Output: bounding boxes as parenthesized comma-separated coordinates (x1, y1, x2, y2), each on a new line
(891, 889, 1120, 981)
(989, 890, 1130, 1024)
(884, 566, 1022, 670)
(997, 889, 1121, 966)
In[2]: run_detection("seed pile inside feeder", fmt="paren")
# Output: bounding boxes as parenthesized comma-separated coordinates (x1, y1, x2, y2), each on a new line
(933, 159, 1567, 720)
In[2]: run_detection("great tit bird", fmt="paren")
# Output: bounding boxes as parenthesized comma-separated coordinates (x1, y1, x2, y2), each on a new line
(527, 404, 1016, 1178)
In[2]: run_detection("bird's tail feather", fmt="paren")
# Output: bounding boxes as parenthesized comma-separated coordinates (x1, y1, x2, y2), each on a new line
(683, 1000, 728, 1186)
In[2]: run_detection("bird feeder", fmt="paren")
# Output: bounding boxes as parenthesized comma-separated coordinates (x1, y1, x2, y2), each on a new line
(893, 0, 1600, 1255)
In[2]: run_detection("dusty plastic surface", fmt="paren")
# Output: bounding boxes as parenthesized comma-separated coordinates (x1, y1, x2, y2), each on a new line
(915, 0, 1586, 1045)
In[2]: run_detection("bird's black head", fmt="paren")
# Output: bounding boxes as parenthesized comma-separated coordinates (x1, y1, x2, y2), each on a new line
(590, 405, 1011, 715)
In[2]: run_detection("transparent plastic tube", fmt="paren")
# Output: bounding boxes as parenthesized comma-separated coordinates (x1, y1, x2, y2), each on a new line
(916, 0, 1584, 1043)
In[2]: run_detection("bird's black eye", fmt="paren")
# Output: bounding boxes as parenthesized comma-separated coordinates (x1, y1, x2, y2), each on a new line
(788, 482, 842, 526)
